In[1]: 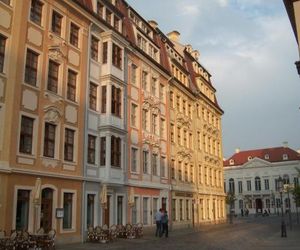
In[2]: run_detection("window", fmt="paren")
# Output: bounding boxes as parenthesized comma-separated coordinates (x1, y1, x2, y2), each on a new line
(294, 177, 299, 187)
(111, 85, 121, 117)
(67, 69, 77, 102)
(0, 34, 6, 73)
(114, 16, 120, 30)
(89, 83, 97, 111)
(112, 43, 122, 68)
(151, 77, 157, 96)
(170, 124, 175, 143)
(182, 100, 186, 114)
(170, 91, 174, 108)
(265, 199, 270, 209)
(239, 200, 243, 209)
(97, 2, 103, 17)
(16, 190, 30, 230)
(264, 179, 269, 190)
(131, 103, 137, 127)
(88, 135, 96, 164)
(151, 114, 158, 135)
(247, 180, 251, 191)
(238, 181, 242, 193)
(47, 60, 59, 93)
(143, 150, 149, 174)
(64, 128, 74, 161)
(178, 161, 182, 181)
(275, 179, 280, 191)
(177, 127, 181, 145)
(19, 116, 34, 154)
(184, 164, 188, 182)
(176, 95, 180, 110)
(142, 197, 149, 225)
(152, 153, 158, 176)
(131, 147, 138, 172)
(102, 42, 107, 64)
(186, 200, 190, 220)
(131, 64, 137, 85)
(117, 196, 123, 225)
(100, 137, 106, 166)
(179, 200, 183, 220)
(106, 9, 112, 24)
(87, 194, 95, 227)
(229, 178, 235, 194)
(283, 174, 290, 184)
(161, 156, 166, 178)
(137, 35, 147, 52)
(142, 109, 148, 131)
(51, 11, 62, 36)
(44, 123, 56, 158)
(159, 84, 164, 100)
(101, 86, 106, 113)
(25, 49, 38, 86)
(255, 177, 261, 191)
(63, 193, 73, 229)
(283, 154, 288, 160)
(171, 159, 175, 179)
(30, 0, 43, 26)
(160, 119, 165, 138)
(142, 71, 148, 90)
(172, 199, 176, 221)
(70, 23, 79, 47)
(111, 136, 121, 167)
(132, 197, 138, 224)
(91, 36, 99, 61)
(153, 198, 158, 223)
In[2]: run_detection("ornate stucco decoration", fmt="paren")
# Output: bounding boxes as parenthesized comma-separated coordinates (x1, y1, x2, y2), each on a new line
(177, 147, 192, 160)
(143, 96, 161, 114)
(44, 106, 63, 124)
(176, 113, 191, 128)
(142, 133, 161, 148)
(48, 34, 67, 63)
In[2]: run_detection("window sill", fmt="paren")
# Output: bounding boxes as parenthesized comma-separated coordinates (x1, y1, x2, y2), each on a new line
(28, 20, 45, 31)
(60, 229, 76, 234)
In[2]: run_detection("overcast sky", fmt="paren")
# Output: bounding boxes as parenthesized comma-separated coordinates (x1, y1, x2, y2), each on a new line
(126, 0, 300, 158)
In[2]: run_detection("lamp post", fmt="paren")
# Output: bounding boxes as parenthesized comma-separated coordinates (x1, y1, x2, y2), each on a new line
(278, 177, 287, 237)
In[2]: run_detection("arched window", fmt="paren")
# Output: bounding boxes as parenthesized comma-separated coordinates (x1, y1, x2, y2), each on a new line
(229, 178, 235, 194)
(255, 177, 261, 191)
(283, 174, 289, 185)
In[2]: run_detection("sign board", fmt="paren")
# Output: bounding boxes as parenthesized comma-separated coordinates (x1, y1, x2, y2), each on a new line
(56, 208, 64, 218)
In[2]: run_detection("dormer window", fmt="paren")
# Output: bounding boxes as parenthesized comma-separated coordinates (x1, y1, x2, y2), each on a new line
(248, 156, 252, 161)
(229, 159, 234, 165)
(264, 154, 269, 160)
(283, 154, 288, 160)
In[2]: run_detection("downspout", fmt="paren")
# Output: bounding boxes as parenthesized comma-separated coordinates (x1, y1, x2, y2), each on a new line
(81, 22, 93, 243)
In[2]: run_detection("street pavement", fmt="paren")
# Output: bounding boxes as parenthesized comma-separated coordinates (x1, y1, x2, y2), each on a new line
(58, 215, 300, 250)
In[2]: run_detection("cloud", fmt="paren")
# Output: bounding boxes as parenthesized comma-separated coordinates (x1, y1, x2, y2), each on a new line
(217, 0, 228, 7)
(177, 3, 200, 16)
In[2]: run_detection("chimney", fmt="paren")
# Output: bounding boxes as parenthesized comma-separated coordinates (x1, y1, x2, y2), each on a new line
(282, 141, 288, 148)
(148, 20, 158, 29)
(235, 148, 240, 154)
(167, 30, 180, 43)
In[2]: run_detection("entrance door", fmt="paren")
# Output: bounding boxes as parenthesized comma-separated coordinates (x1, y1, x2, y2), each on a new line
(40, 188, 53, 232)
(256, 199, 262, 214)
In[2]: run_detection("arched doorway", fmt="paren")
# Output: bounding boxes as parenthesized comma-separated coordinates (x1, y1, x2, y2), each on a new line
(255, 199, 262, 214)
(40, 188, 53, 232)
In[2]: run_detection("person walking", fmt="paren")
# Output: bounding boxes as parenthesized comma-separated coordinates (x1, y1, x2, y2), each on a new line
(154, 208, 162, 237)
(160, 210, 169, 238)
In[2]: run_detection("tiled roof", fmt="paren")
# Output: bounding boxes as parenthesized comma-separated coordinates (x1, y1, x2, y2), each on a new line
(223, 147, 300, 167)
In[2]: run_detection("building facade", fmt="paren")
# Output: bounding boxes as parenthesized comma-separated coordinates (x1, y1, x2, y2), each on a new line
(224, 147, 300, 216)
(0, 0, 225, 243)
(283, 0, 300, 75)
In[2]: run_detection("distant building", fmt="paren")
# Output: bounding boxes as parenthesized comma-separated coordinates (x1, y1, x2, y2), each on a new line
(224, 147, 300, 216)
(283, 0, 300, 76)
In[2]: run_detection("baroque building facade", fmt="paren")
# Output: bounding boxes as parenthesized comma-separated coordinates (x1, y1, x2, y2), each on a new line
(224, 146, 300, 216)
(0, 0, 225, 243)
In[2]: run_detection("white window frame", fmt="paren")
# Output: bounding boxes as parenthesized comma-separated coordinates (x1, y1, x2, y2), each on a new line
(61, 189, 77, 233)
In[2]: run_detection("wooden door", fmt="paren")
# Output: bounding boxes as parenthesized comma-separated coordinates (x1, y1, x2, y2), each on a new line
(40, 188, 53, 232)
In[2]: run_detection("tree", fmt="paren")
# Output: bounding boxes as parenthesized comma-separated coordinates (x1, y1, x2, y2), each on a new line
(292, 185, 300, 224)
(225, 192, 236, 224)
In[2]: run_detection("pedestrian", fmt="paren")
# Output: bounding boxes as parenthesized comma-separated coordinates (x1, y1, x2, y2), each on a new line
(154, 208, 162, 237)
(241, 208, 244, 217)
(160, 210, 169, 238)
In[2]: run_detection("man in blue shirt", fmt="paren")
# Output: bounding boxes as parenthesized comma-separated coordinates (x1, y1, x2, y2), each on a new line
(154, 208, 162, 237)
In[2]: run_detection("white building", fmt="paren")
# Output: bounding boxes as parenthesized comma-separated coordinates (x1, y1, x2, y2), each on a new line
(223, 147, 300, 215)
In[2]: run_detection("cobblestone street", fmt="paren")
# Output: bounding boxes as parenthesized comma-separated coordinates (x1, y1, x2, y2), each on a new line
(59, 215, 300, 250)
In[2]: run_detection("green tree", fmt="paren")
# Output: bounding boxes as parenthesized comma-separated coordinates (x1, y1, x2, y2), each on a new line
(292, 185, 300, 224)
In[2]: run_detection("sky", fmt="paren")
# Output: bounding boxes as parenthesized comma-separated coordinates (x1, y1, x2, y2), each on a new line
(126, 0, 300, 158)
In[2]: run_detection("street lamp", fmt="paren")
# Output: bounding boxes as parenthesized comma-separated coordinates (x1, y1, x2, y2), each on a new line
(278, 177, 287, 237)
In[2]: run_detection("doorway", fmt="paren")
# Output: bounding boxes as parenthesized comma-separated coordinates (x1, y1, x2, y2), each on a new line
(40, 188, 53, 232)
(255, 199, 262, 214)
